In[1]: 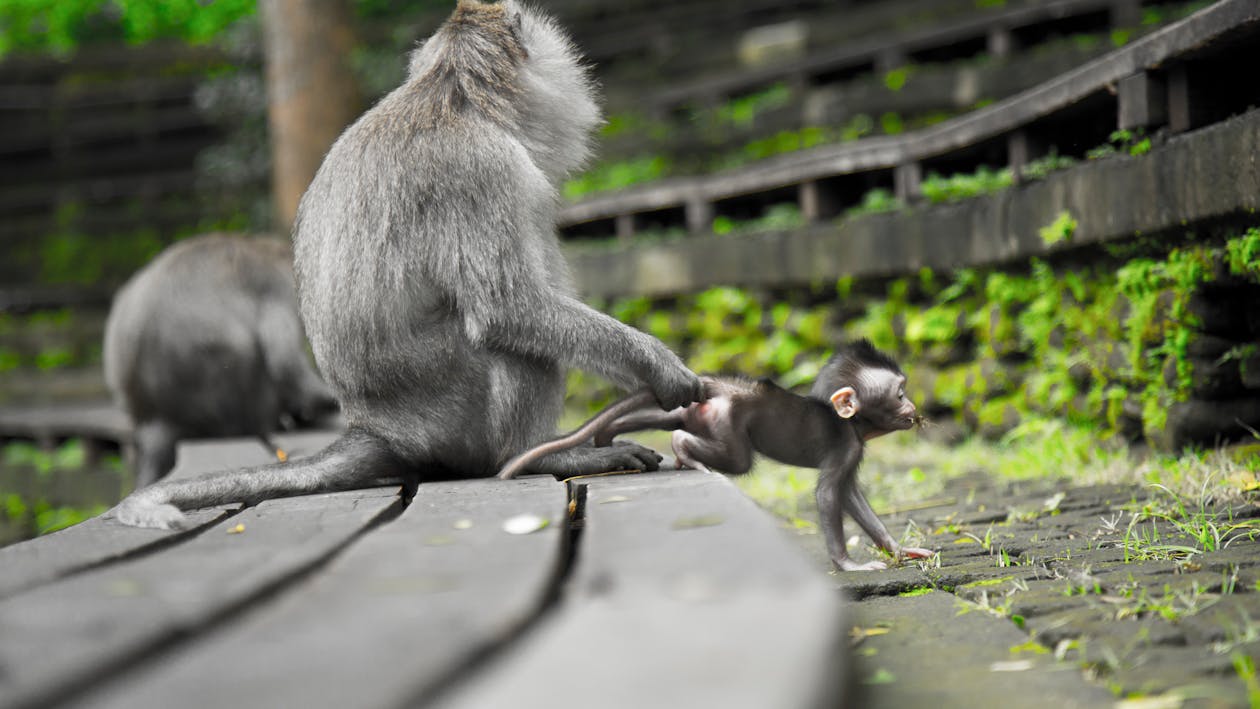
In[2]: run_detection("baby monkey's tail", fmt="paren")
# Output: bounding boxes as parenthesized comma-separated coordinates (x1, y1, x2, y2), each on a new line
(496, 389, 657, 480)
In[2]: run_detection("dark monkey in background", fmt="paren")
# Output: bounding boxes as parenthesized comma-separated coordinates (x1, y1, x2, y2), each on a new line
(499, 340, 935, 571)
(113, 0, 701, 528)
(104, 235, 338, 489)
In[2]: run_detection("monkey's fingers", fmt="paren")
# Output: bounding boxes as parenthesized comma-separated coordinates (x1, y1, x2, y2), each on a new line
(900, 547, 936, 559)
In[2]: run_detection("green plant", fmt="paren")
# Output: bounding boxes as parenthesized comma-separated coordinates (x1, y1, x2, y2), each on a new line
(879, 112, 904, 135)
(1039, 211, 1078, 247)
(920, 167, 1012, 203)
(883, 66, 913, 92)
(1232, 654, 1260, 709)
(1110, 28, 1133, 47)
(710, 83, 792, 128)
(4, 439, 90, 474)
(1087, 129, 1152, 160)
(712, 203, 804, 236)
(564, 155, 672, 200)
(1021, 152, 1077, 180)
(845, 188, 902, 217)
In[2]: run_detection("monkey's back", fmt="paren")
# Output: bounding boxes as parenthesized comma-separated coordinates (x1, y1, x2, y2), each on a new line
(289, 1, 604, 474)
(103, 235, 307, 434)
(291, 86, 564, 471)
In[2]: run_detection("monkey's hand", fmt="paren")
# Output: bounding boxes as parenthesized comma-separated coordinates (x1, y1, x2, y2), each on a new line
(645, 355, 705, 411)
(898, 546, 936, 560)
(111, 495, 189, 530)
(531, 441, 664, 477)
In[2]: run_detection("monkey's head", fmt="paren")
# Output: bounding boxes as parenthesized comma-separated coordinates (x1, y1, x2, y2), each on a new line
(811, 340, 918, 439)
(409, 0, 601, 181)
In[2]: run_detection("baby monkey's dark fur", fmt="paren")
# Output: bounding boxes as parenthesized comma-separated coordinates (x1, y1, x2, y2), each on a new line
(499, 340, 934, 571)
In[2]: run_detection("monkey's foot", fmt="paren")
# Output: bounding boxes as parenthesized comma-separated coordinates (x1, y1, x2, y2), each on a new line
(535, 441, 663, 476)
(835, 558, 888, 572)
(112, 498, 188, 530)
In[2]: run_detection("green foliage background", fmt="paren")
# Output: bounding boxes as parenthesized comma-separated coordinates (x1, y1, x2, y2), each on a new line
(574, 228, 1260, 453)
(0, 0, 255, 56)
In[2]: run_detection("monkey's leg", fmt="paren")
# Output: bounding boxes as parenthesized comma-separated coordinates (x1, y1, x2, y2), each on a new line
(843, 483, 935, 564)
(528, 442, 664, 477)
(113, 428, 405, 529)
(670, 430, 752, 475)
(816, 467, 887, 571)
(133, 420, 179, 489)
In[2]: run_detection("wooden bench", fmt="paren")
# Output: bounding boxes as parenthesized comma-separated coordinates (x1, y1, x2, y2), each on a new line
(0, 433, 847, 709)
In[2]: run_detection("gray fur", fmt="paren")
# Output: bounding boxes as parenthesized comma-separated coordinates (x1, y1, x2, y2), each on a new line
(112, 0, 700, 528)
(103, 234, 337, 489)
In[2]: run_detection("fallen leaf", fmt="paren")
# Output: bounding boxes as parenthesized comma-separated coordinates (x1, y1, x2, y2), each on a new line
(105, 578, 143, 597)
(671, 515, 724, 530)
(227, 523, 246, 534)
(1114, 693, 1184, 709)
(850, 626, 892, 641)
(863, 668, 896, 685)
(503, 514, 550, 535)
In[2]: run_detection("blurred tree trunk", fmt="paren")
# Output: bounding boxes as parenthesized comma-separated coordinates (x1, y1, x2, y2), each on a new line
(259, 0, 362, 232)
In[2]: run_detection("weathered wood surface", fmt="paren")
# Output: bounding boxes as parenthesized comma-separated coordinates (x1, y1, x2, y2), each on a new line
(0, 432, 341, 599)
(0, 486, 401, 709)
(434, 470, 848, 709)
(80, 477, 570, 709)
(0, 449, 846, 708)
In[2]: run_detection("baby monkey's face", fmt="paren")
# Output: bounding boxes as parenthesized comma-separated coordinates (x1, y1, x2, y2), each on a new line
(863, 369, 918, 431)
(829, 368, 918, 438)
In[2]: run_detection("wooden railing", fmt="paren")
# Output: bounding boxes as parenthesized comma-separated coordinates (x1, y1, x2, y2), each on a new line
(560, 0, 1260, 240)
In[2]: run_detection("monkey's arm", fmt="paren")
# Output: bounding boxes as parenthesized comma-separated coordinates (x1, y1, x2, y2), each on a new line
(815, 453, 887, 571)
(840, 476, 935, 564)
(432, 140, 703, 411)
(484, 294, 701, 410)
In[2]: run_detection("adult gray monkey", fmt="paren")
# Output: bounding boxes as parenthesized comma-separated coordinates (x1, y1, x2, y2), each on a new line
(104, 234, 338, 489)
(113, 0, 702, 529)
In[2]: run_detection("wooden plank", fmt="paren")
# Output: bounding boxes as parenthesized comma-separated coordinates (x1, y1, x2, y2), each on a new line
(0, 432, 339, 599)
(77, 476, 569, 709)
(0, 486, 401, 709)
(0, 401, 130, 443)
(434, 470, 848, 709)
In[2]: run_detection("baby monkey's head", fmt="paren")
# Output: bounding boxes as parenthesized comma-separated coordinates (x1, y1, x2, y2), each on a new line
(812, 340, 919, 437)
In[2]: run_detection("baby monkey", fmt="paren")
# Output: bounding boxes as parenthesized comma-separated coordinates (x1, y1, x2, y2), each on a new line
(499, 339, 934, 571)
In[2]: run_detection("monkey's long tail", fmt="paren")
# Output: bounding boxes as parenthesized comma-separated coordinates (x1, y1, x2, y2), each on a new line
(496, 389, 657, 480)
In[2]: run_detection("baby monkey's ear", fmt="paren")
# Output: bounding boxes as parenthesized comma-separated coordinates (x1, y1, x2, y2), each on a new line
(830, 387, 860, 419)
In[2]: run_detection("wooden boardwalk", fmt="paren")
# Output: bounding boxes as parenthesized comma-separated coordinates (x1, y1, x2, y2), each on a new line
(0, 433, 848, 709)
